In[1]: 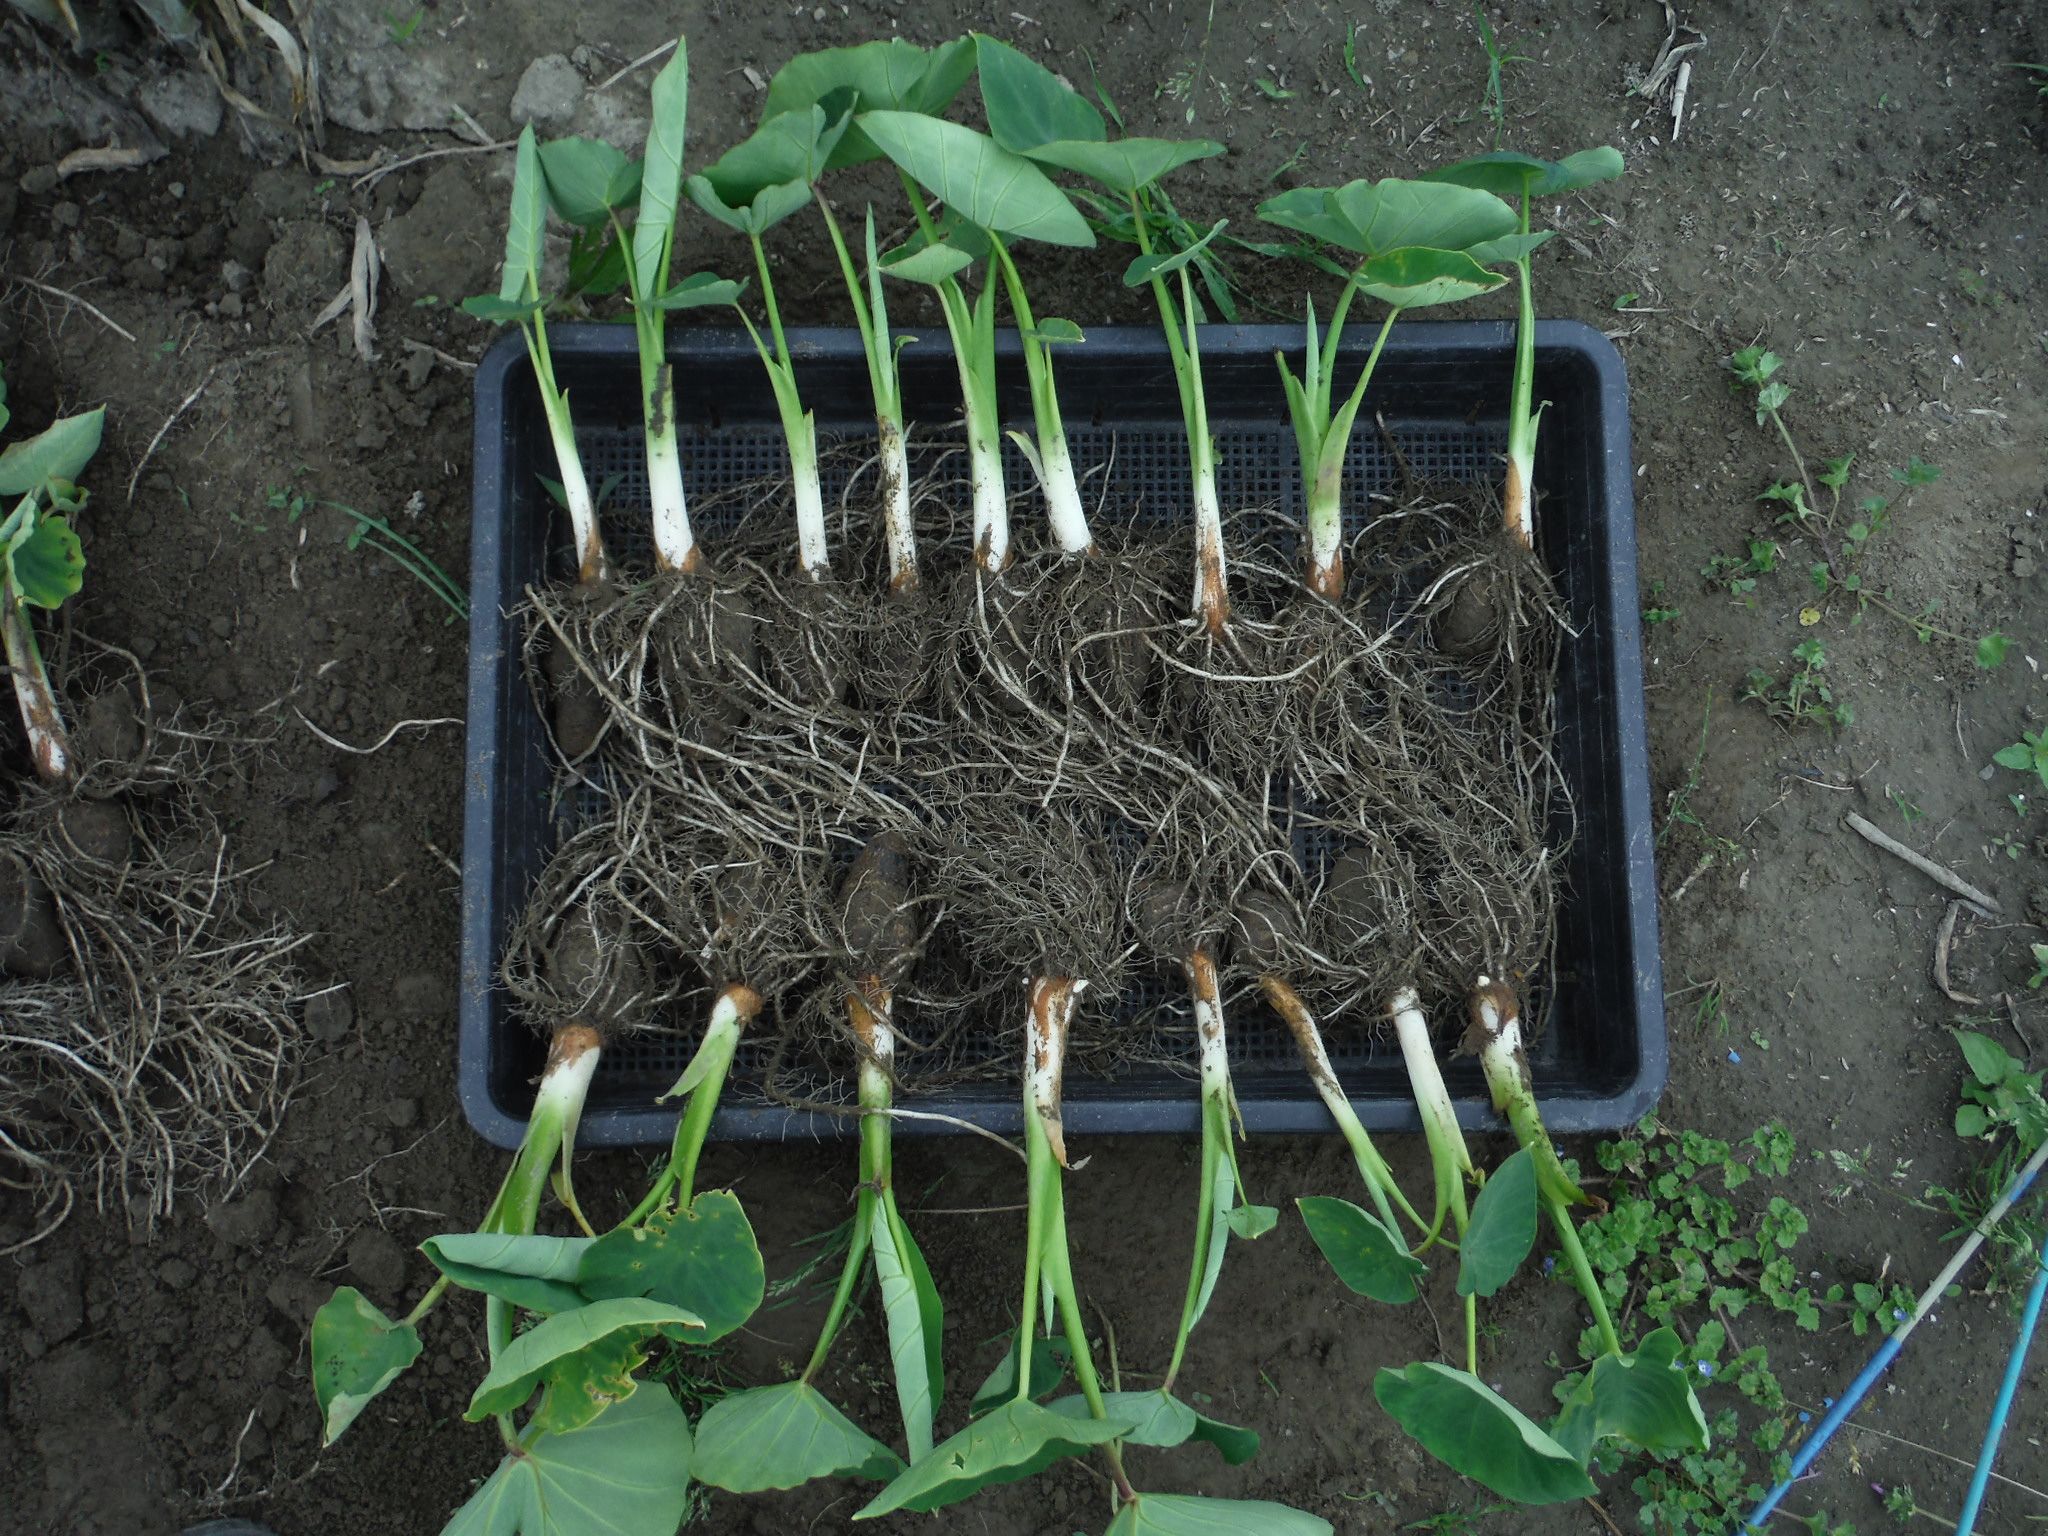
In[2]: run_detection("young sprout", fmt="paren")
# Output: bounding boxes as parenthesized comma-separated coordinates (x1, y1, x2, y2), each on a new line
(538, 39, 742, 576)
(762, 39, 978, 587)
(967, 36, 1224, 579)
(1421, 148, 1624, 548)
(463, 126, 612, 588)
(0, 382, 98, 784)
(1256, 177, 1519, 596)
(856, 107, 1096, 574)
(687, 106, 853, 580)
(1371, 977, 1708, 1507)
(692, 833, 945, 1491)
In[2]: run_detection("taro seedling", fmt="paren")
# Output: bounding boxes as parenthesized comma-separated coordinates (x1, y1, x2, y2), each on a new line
(1421, 148, 1624, 548)
(693, 834, 943, 1489)
(762, 38, 976, 585)
(463, 126, 611, 589)
(1372, 978, 1709, 1506)
(1256, 175, 1519, 595)
(857, 102, 1097, 572)
(964, 37, 1225, 613)
(536, 37, 740, 576)
(0, 371, 97, 785)
(687, 105, 854, 580)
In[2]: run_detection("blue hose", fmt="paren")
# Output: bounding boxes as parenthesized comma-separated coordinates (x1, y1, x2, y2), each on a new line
(1955, 1224, 2048, 1536)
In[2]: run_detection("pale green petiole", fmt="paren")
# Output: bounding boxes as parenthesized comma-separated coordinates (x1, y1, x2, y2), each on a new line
(817, 197, 918, 591)
(1503, 195, 1542, 551)
(520, 303, 608, 588)
(740, 230, 828, 579)
(1263, 973, 1425, 1239)
(1469, 977, 1621, 1357)
(619, 982, 761, 1228)
(1391, 986, 1479, 1370)
(1274, 287, 1399, 601)
(989, 234, 1091, 556)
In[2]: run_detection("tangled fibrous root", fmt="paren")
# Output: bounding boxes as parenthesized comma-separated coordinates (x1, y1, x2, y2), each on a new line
(0, 655, 306, 1248)
(509, 471, 1571, 1094)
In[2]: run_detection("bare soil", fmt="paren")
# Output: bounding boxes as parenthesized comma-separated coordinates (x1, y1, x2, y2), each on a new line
(1, 2, 2043, 1533)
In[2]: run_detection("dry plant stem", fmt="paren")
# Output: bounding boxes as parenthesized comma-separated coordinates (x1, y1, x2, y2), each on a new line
(1262, 973, 1420, 1236)
(1, 597, 74, 785)
(1842, 812, 2002, 915)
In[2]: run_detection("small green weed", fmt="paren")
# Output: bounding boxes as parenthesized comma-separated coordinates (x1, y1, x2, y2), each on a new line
(1470, 4, 1530, 147)
(1992, 728, 2048, 790)
(1702, 538, 1781, 602)
(1743, 639, 1852, 730)
(384, 6, 423, 43)
(1643, 577, 1680, 624)
(265, 482, 469, 621)
(1921, 1029, 2048, 1300)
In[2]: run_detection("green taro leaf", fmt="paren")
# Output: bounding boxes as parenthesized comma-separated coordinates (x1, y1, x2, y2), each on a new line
(421, 1232, 593, 1315)
(693, 1379, 904, 1492)
(1047, 1389, 1260, 1465)
(763, 37, 975, 169)
(4, 510, 84, 609)
(459, 294, 546, 324)
(538, 137, 639, 229)
(1355, 247, 1505, 310)
(530, 1323, 650, 1435)
(651, 271, 744, 310)
(974, 31, 1105, 151)
(576, 1190, 765, 1343)
(1027, 316, 1085, 345)
(1550, 1328, 1709, 1465)
(970, 1329, 1069, 1413)
(1122, 219, 1227, 288)
(1325, 177, 1518, 257)
(856, 1398, 1135, 1518)
(685, 173, 813, 239)
(466, 1298, 703, 1422)
(1539, 145, 1626, 195)
(0, 407, 104, 497)
(857, 111, 1095, 248)
(1424, 146, 1624, 199)
(310, 1286, 422, 1446)
(498, 124, 546, 303)
(1027, 136, 1224, 195)
(879, 238, 978, 287)
(1104, 1492, 1333, 1536)
(441, 1382, 694, 1536)
(1374, 1361, 1596, 1504)
(1297, 1195, 1425, 1304)
(871, 1200, 945, 1459)
(1458, 1146, 1539, 1298)
(1463, 230, 1555, 266)
(694, 105, 849, 213)
(1256, 187, 1361, 251)
(1227, 1202, 1279, 1239)
(634, 37, 686, 290)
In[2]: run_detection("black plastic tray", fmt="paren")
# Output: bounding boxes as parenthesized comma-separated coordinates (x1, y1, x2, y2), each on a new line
(461, 321, 1661, 1151)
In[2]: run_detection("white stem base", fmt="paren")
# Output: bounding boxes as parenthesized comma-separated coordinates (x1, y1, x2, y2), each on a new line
(792, 416, 829, 579)
(647, 421, 696, 575)
(877, 417, 916, 591)
(969, 431, 1008, 573)
(1040, 430, 1091, 555)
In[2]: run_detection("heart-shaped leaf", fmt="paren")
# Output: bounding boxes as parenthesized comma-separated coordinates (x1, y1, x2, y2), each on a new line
(857, 1398, 1136, 1518)
(1550, 1328, 1711, 1465)
(879, 239, 978, 286)
(1458, 1146, 1539, 1298)
(651, 271, 744, 310)
(1027, 137, 1224, 195)
(310, 1286, 422, 1446)
(1374, 1361, 1597, 1504)
(692, 105, 849, 214)
(1027, 317, 1085, 345)
(4, 510, 84, 609)
(0, 407, 104, 498)
(764, 38, 975, 169)
(466, 1298, 703, 1422)
(685, 173, 814, 239)
(1256, 187, 1362, 251)
(1297, 1196, 1425, 1304)
(460, 294, 547, 325)
(1046, 1388, 1260, 1464)
(1319, 177, 1518, 257)
(421, 1232, 592, 1315)
(576, 1191, 763, 1342)
(441, 1382, 694, 1536)
(497, 124, 546, 303)
(1104, 1493, 1332, 1535)
(633, 38, 687, 289)
(1464, 230, 1555, 266)
(970, 1329, 1069, 1414)
(1227, 1202, 1279, 1239)
(857, 111, 1095, 248)
(1424, 146, 1624, 199)
(974, 31, 1105, 151)
(693, 1379, 905, 1492)
(538, 137, 640, 229)
(871, 1201, 945, 1460)
(1355, 247, 1505, 310)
